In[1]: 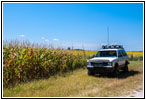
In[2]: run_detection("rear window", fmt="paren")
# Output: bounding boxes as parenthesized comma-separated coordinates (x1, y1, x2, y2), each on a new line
(121, 50, 127, 56)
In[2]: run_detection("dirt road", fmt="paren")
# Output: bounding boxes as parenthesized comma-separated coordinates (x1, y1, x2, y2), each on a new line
(126, 86, 143, 97)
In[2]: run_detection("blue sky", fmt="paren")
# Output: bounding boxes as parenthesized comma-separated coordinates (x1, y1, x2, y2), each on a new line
(3, 3, 143, 51)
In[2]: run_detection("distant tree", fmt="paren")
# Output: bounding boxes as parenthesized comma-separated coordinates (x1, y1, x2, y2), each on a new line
(68, 47, 71, 50)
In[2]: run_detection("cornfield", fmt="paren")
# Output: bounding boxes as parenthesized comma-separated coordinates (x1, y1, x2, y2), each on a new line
(3, 41, 87, 87)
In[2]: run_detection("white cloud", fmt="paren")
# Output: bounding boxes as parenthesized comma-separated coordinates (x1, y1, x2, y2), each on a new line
(41, 37, 45, 39)
(20, 35, 24, 37)
(45, 39, 49, 42)
(53, 38, 59, 41)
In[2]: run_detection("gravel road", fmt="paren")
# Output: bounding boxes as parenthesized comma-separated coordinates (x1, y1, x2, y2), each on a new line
(125, 86, 143, 98)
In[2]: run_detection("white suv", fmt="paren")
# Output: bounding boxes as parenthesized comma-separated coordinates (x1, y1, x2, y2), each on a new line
(87, 45, 129, 76)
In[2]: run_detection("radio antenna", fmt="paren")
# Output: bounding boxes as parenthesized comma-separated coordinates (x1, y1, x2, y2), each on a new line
(107, 26, 109, 46)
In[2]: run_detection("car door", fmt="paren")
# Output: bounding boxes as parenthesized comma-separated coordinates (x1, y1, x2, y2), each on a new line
(121, 50, 128, 66)
(118, 50, 123, 68)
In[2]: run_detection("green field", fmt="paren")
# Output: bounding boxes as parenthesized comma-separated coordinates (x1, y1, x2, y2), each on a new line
(3, 61, 143, 97)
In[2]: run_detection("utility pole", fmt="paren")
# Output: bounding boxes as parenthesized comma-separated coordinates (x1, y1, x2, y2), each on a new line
(107, 26, 109, 46)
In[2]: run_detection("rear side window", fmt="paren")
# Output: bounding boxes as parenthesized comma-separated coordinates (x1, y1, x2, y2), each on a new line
(121, 50, 127, 56)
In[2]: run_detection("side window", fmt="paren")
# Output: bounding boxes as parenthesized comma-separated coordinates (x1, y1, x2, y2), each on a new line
(118, 50, 123, 57)
(120, 50, 124, 56)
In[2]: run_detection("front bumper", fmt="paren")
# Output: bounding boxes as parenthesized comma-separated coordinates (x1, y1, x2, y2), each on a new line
(87, 65, 114, 73)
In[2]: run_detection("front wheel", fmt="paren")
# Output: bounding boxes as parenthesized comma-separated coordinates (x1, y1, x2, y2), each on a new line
(113, 66, 119, 77)
(88, 70, 95, 75)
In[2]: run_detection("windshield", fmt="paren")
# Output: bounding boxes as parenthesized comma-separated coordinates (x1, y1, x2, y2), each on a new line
(96, 51, 117, 57)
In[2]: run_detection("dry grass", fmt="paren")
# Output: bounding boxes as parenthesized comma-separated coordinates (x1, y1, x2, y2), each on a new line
(3, 61, 143, 97)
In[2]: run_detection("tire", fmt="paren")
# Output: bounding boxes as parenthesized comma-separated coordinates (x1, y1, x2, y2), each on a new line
(123, 63, 128, 73)
(113, 65, 119, 77)
(88, 69, 95, 75)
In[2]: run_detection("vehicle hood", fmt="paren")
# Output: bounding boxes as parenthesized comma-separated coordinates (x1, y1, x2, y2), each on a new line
(88, 57, 117, 63)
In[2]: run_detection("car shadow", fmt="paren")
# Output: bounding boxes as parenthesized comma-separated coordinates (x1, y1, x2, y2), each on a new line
(93, 70, 141, 79)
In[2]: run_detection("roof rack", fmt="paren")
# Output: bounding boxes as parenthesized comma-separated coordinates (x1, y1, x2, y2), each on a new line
(102, 45, 124, 49)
